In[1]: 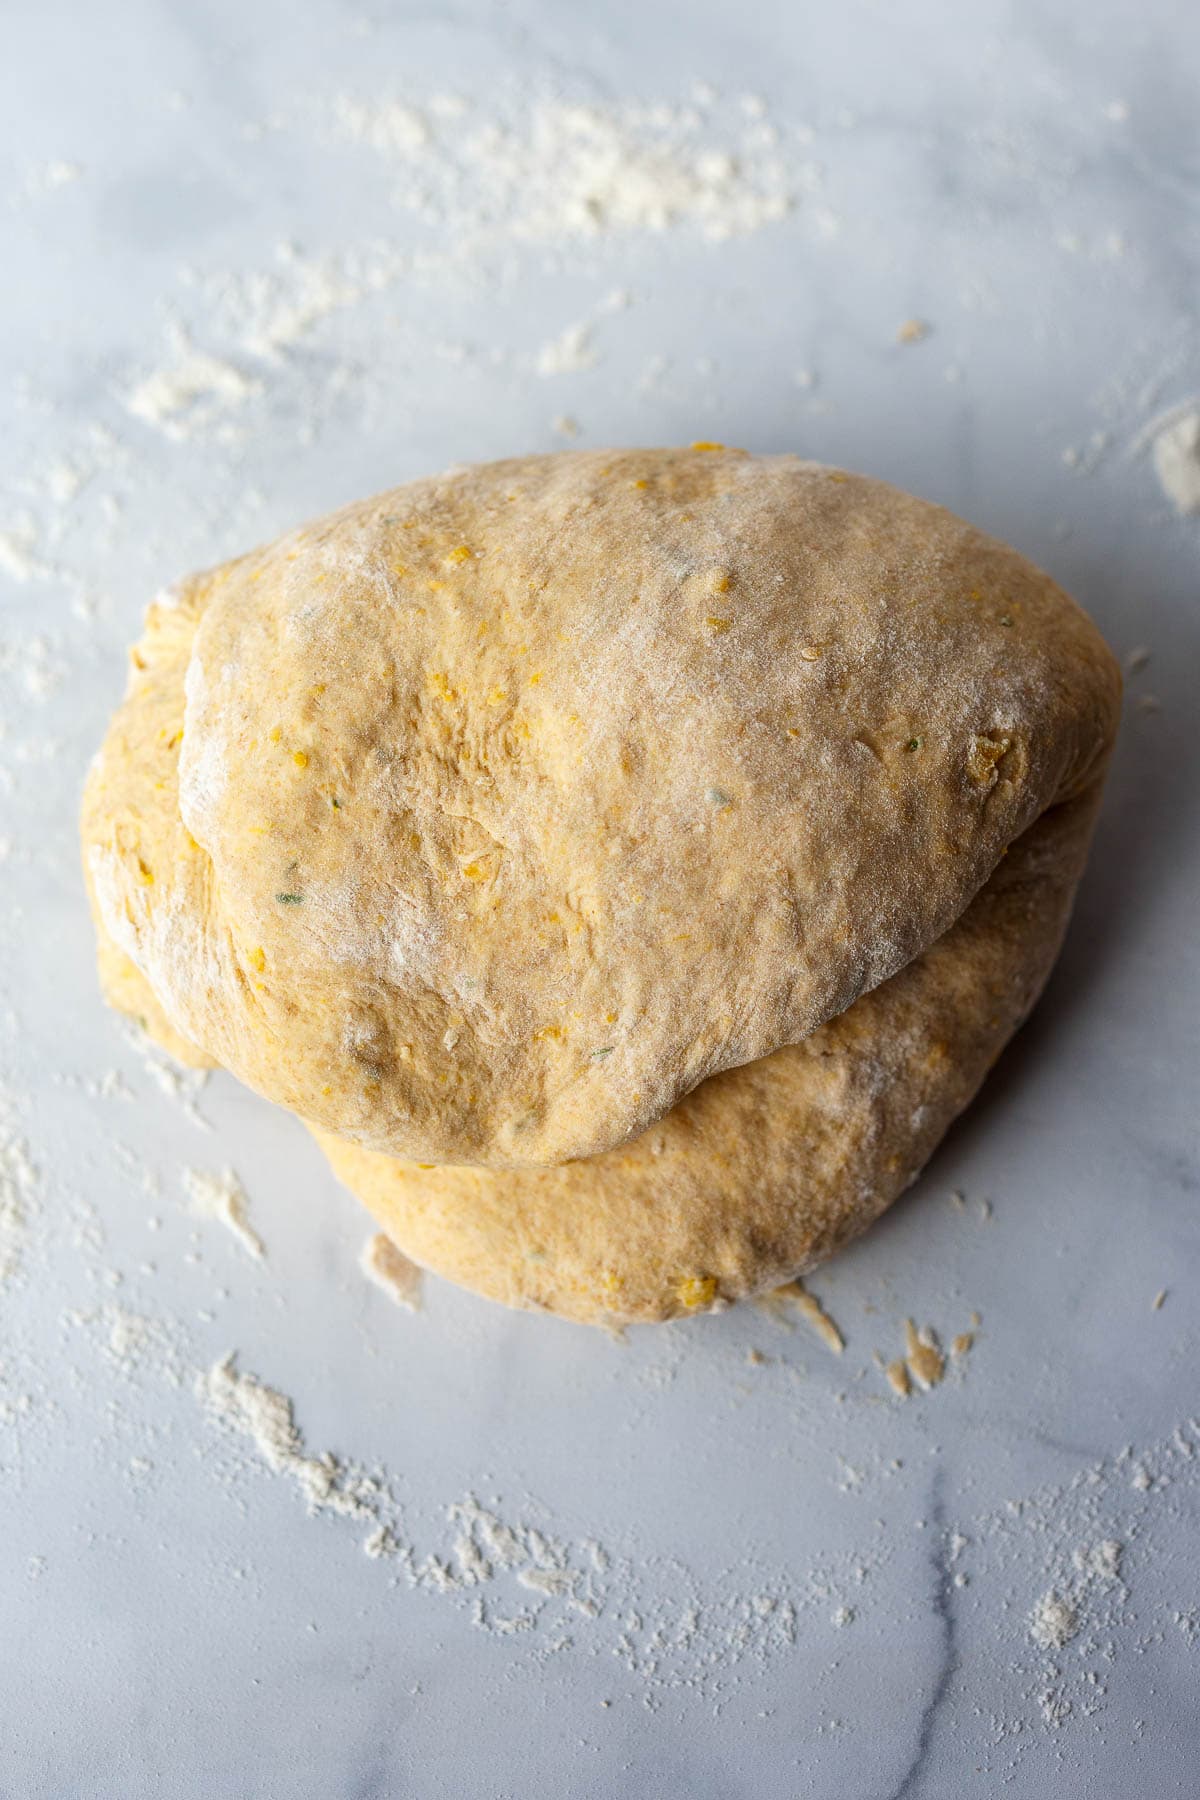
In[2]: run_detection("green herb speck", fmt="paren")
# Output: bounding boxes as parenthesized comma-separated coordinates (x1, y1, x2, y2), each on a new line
(905, 737, 923, 752)
(705, 786, 732, 808)
(999, 615, 1014, 627)
(591, 1046, 615, 1060)
(276, 892, 304, 905)
(329, 796, 341, 809)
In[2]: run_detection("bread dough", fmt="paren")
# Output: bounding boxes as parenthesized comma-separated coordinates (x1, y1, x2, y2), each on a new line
(313, 781, 1103, 1324)
(82, 449, 1120, 1168)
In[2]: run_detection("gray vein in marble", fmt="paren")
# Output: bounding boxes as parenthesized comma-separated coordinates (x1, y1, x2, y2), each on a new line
(887, 1470, 958, 1800)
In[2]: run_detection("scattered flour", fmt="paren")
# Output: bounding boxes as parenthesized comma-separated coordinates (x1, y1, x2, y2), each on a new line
(64, 1302, 185, 1386)
(204, 242, 375, 362)
(1073, 1539, 1123, 1582)
(200, 1354, 372, 1518)
(18, 160, 84, 201)
(535, 321, 597, 377)
(80, 1068, 134, 1102)
(1030, 1589, 1079, 1649)
(360, 1233, 422, 1310)
(0, 628, 66, 700)
(124, 327, 261, 441)
(189, 1344, 1200, 1736)
(0, 1106, 37, 1286)
(331, 93, 431, 155)
(326, 89, 803, 244)
(195, 1352, 884, 1687)
(119, 1021, 209, 1128)
(183, 1167, 265, 1261)
(1151, 408, 1200, 515)
(0, 514, 52, 584)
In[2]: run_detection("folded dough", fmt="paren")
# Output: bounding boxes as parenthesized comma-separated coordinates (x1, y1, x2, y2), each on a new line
(81, 449, 1120, 1177)
(313, 782, 1103, 1323)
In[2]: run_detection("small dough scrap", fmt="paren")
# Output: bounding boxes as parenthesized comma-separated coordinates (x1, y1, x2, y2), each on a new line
(360, 1233, 423, 1311)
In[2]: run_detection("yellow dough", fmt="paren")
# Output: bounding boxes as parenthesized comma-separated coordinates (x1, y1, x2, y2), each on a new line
(82, 449, 1120, 1177)
(313, 783, 1103, 1323)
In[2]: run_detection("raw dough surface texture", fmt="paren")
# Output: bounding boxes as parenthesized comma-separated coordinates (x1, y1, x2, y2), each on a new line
(82, 448, 1120, 1178)
(316, 783, 1101, 1323)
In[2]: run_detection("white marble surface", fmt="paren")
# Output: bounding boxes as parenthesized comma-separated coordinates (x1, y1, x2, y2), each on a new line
(1, 2, 1198, 1795)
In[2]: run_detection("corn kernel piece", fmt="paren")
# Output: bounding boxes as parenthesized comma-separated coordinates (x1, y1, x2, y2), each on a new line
(447, 544, 473, 564)
(248, 946, 266, 973)
(690, 440, 725, 452)
(966, 734, 1010, 786)
(704, 616, 732, 635)
(136, 858, 154, 886)
(677, 1275, 719, 1310)
(292, 750, 309, 768)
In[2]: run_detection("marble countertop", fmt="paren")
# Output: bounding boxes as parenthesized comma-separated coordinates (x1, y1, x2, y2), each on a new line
(1, 1, 1198, 1795)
